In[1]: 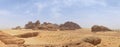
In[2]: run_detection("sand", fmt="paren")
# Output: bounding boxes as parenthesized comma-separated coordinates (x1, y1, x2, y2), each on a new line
(1, 28, 120, 47)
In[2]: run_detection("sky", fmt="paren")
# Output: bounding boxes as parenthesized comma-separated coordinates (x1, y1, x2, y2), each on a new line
(0, 0, 120, 29)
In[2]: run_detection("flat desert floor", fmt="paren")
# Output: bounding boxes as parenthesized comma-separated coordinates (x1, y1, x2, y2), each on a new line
(2, 28, 120, 47)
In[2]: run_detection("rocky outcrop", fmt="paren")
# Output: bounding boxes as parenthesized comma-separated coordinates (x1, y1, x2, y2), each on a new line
(12, 26, 22, 30)
(0, 40, 7, 47)
(91, 25, 112, 32)
(59, 41, 94, 47)
(82, 36, 101, 46)
(39, 22, 59, 31)
(59, 21, 81, 30)
(25, 21, 35, 29)
(0, 31, 25, 44)
(33, 20, 41, 30)
(25, 20, 41, 30)
(15, 32, 39, 38)
(24, 20, 82, 31)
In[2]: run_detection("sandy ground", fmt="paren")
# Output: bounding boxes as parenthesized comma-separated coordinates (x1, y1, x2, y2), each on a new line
(1, 28, 120, 47)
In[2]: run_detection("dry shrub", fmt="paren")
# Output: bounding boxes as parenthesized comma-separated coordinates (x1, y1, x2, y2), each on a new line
(59, 21, 81, 30)
(82, 36, 101, 46)
(15, 32, 39, 38)
(91, 25, 112, 32)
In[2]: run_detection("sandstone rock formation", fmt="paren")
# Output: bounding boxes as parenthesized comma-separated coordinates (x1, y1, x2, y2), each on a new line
(61, 41, 94, 47)
(25, 21, 35, 29)
(39, 22, 59, 31)
(24, 20, 82, 31)
(59, 21, 81, 30)
(76, 42, 94, 47)
(91, 25, 112, 32)
(0, 31, 25, 44)
(33, 20, 41, 30)
(25, 20, 41, 30)
(82, 36, 101, 46)
(15, 32, 39, 38)
(0, 40, 7, 47)
(12, 26, 22, 30)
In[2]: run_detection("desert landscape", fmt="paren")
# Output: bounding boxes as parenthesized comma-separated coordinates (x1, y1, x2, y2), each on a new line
(1, 28, 120, 47)
(0, 0, 120, 47)
(0, 21, 119, 47)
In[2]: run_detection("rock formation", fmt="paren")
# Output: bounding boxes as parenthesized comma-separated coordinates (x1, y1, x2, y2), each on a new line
(59, 21, 81, 30)
(12, 26, 22, 30)
(24, 20, 82, 31)
(33, 20, 41, 30)
(39, 22, 59, 31)
(25, 21, 35, 29)
(91, 25, 112, 32)
(82, 36, 101, 46)
(0, 40, 7, 47)
(0, 31, 25, 44)
(15, 32, 39, 38)
(25, 20, 41, 30)
(61, 41, 94, 47)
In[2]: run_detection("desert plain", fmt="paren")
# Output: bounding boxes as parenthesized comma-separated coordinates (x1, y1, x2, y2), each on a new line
(0, 28, 120, 47)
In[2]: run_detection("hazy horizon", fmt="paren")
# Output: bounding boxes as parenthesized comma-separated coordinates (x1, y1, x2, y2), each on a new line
(0, 0, 120, 29)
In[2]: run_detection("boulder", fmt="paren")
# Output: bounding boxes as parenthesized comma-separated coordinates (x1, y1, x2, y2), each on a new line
(82, 36, 101, 46)
(92, 25, 112, 32)
(61, 41, 94, 47)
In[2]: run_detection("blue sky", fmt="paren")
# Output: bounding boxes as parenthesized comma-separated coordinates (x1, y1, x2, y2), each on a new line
(0, 0, 120, 29)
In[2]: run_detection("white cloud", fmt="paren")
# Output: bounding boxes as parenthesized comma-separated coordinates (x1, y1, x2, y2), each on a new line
(0, 10, 11, 16)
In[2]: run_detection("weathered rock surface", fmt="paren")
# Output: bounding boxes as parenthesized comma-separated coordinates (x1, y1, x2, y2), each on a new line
(0, 31, 25, 44)
(59, 21, 81, 30)
(39, 22, 59, 31)
(15, 32, 39, 38)
(0, 40, 7, 47)
(91, 25, 112, 32)
(82, 36, 101, 46)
